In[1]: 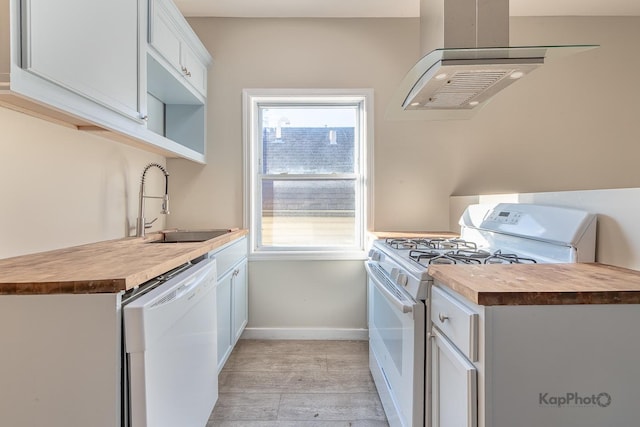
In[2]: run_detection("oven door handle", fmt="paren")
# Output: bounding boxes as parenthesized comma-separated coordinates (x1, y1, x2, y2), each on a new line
(365, 262, 413, 314)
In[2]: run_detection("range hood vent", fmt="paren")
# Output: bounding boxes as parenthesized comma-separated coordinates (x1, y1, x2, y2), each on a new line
(404, 57, 544, 110)
(388, 0, 598, 120)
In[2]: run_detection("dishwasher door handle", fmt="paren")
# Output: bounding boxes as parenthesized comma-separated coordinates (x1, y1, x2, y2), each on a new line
(174, 264, 214, 300)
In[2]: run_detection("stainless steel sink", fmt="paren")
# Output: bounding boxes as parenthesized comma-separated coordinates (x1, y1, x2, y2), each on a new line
(150, 229, 232, 243)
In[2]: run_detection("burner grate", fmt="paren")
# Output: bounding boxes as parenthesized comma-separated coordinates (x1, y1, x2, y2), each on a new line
(484, 250, 537, 265)
(386, 238, 421, 249)
(408, 248, 537, 266)
(409, 249, 487, 265)
(386, 238, 477, 251)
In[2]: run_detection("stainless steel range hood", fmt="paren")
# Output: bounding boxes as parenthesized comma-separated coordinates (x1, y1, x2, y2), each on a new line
(387, 0, 598, 120)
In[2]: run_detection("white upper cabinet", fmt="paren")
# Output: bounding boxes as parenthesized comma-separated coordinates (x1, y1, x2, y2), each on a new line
(181, 42, 208, 97)
(0, 0, 212, 163)
(21, 0, 142, 121)
(150, 6, 182, 72)
(149, 0, 210, 99)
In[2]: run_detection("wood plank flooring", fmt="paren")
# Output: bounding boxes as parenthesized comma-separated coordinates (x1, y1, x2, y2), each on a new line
(207, 340, 389, 427)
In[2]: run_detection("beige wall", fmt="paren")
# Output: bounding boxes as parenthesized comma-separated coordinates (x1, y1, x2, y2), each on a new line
(246, 260, 368, 336)
(168, 16, 640, 335)
(169, 17, 454, 232)
(446, 17, 640, 197)
(4, 16, 635, 333)
(173, 16, 640, 234)
(170, 18, 439, 336)
(0, 107, 166, 259)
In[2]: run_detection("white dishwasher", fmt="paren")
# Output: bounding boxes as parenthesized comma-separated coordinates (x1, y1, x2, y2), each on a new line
(123, 257, 218, 427)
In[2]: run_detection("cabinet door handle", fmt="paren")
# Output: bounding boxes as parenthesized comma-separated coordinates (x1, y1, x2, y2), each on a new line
(181, 66, 192, 77)
(438, 313, 449, 323)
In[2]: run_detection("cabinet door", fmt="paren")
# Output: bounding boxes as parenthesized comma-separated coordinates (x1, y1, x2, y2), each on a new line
(149, 0, 182, 71)
(232, 260, 248, 344)
(180, 42, 207, 97)
(432, 328, 478, 427)
(216, 272, 232, 373)
(21, 0, 141, 120)
(149, 0, 207, 99)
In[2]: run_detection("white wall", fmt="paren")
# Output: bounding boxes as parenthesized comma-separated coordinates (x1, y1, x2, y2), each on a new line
(170, 16, 640, 335)
(245, 260, 368, 339)
(0, 107, 166, 258)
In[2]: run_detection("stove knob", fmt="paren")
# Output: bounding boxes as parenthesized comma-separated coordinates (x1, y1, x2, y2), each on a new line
(397, 273, 408, 287)
(369, 250, 382, 261)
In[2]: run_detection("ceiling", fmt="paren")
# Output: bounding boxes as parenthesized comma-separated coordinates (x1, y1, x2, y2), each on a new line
(174, 0, 640, 18)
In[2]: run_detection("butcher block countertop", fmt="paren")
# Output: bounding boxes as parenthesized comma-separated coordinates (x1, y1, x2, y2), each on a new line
(429, 262, 640, 306)
(0, 229, 248, 295)
(369, 231, 459, 239)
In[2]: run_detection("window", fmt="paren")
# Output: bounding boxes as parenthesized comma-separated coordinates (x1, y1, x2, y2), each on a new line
(243, 89, 373, 258)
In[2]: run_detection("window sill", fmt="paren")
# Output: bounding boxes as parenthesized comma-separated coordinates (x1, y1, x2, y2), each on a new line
(249, 250, 368, 262)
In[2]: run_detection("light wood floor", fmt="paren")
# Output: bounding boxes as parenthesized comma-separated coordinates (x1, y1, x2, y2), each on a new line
(207, 340, 389, 427)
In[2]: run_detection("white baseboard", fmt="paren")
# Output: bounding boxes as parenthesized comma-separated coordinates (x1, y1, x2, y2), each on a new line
(241, 327, 368, 341)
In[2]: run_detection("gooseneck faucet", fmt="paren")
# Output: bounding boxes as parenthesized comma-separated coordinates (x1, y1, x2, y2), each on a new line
(136, 163, 170, 237)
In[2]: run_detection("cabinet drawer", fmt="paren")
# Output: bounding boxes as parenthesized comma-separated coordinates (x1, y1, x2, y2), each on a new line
(431, 285, 479, 361)
(181, 43, 207, 97)
(212, 237, 247, 278)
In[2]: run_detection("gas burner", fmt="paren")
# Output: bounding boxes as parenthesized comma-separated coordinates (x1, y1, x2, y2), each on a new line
(386, 238, 422, 249)
(484, 250, 537, 264)
(407, 247, 539, 266)
(409, 249, 487, 265)
(386, 237, 477, 251)
(382, 238, 540, 268)
(423, 238, 478, 251)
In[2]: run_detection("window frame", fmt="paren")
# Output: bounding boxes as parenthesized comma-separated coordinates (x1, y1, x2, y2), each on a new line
(242, 88, 374, 260)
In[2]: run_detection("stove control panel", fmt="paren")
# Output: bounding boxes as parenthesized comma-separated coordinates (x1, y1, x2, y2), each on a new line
(486, 209, 522, 225)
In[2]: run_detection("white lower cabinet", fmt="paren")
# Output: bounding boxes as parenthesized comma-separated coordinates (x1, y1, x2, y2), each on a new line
(431, 328, 477, 427)
(430, 282, 640, 427)
(232, 260, 248, 343)
(216, 269, 233, 370)
(212, 237, 248, 372)
(430, 285, 478, 427)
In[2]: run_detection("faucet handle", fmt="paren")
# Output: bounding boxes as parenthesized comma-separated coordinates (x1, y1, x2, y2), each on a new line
(145, 217, 158, 229)
(161, 195, 170, 215)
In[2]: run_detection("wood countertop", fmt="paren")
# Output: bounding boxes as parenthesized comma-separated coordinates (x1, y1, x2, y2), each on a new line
(0, 229, 248, 295)
(429, 262, 640, 306)
(369, 231, 459, 239)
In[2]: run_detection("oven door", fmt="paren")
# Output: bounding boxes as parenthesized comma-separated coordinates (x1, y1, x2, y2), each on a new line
(365, 261, 424, 427)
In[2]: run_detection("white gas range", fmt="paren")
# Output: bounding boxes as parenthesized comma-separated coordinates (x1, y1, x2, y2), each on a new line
(365, 203, 597, 427)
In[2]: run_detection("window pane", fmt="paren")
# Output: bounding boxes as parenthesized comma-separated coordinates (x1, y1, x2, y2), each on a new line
(261, 106, 357, 174)
(261, 179, 356, 247)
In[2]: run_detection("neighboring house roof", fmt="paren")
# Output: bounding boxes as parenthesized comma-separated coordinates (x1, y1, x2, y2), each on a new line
(262, 127, 356, 214)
